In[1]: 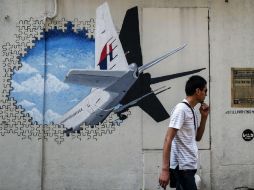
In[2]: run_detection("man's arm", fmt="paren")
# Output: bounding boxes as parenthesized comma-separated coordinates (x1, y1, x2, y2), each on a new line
(159, 127, 178, 190)
(196, 103, 209, 141)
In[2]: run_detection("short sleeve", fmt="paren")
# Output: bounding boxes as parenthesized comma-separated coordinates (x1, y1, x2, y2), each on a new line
(169, 105, 185, 129)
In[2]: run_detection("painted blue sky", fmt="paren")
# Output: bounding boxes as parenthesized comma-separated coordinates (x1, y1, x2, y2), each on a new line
(11, 22, 95, 124)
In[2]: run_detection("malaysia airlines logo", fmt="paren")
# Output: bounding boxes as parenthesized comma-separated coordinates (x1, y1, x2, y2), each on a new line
(98, 37, 118, 70)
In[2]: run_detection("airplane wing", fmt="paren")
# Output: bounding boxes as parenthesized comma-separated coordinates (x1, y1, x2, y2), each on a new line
(95, 2, 129, 71)
(138, 93, 170, 122)
(150, 68, 206, 84)
(65, 69, 127, 88)
(114, 86, 170, 113)
(138, 44, 186, 74)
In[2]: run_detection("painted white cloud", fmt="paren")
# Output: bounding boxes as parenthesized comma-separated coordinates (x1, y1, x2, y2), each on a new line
(45, 109, 61, 123)
(18, 62, 39, 74)
(26, 108, 61, 124)
(28, 107, 43, 123)
(57, 64, 67, 69)
(12, 73, 69, 95)
(19, 99, 35, 108)
(26, 53, 45, 67)
(12, 80, 25, 92)
(47, 49, 68, 64)
(70, 98, 79, 102)
(12, 74, 44, 95)
(46, 74, 69, 93)
(85, 64, 94, 70)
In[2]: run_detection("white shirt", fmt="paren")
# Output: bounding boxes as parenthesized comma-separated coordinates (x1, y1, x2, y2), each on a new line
(169, 99, 199, 170)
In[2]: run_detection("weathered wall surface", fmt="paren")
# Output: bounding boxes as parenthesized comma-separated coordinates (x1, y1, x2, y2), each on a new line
(210, 0, 254, 189)
(0, 0, 254, 190)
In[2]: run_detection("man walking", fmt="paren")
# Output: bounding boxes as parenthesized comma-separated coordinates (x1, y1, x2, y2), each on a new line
(159, 75, 209, 190)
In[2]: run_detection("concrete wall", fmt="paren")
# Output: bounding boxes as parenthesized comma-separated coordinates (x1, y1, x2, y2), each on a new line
(0, 0, 254, 189)
(210, 0, 254, 189)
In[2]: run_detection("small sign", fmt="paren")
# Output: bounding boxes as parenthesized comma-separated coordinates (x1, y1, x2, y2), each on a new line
(242, 129, 254, 141)
(231, 68, 254, 108)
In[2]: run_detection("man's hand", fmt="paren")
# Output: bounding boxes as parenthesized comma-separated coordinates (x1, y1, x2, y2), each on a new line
(199, 102, 209, 118)
(196, 102, 209, 141)
(159, 169, 170, 190)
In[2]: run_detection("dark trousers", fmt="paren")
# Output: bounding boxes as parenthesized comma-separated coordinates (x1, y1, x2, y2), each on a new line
(170, 166, 197, 190)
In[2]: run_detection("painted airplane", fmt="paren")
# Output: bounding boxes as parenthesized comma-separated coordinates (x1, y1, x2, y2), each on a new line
(56, 2, 205, 134)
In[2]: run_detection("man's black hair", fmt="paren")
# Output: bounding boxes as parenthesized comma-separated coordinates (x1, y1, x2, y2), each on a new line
(185, 75, 207, 96)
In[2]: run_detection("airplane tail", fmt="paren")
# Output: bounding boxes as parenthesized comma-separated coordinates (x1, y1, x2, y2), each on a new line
(119, 6, 143, 67)
(95, 2, 129, 71)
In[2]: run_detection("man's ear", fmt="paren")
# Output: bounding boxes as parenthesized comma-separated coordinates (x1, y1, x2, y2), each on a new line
(195, 88, 201, 95)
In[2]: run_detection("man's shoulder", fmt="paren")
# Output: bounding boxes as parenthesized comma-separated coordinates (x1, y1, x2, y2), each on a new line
(170, 102, 188, 116)
(174, 101, 189, 111)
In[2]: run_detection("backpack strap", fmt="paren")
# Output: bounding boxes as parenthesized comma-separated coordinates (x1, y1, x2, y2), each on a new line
(181, 102, 197, 130)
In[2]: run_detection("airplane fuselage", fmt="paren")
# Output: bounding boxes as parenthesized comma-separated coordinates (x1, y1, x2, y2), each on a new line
(56, 67, 138, 130)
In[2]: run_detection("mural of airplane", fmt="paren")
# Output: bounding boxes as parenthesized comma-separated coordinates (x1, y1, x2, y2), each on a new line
(56, 2, 205, 133)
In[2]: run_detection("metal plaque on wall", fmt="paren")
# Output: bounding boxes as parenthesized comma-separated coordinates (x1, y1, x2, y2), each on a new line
(231, 68, 254, 107)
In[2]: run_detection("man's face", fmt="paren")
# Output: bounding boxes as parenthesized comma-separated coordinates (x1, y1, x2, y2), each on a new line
(196, 85, 207, 103)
